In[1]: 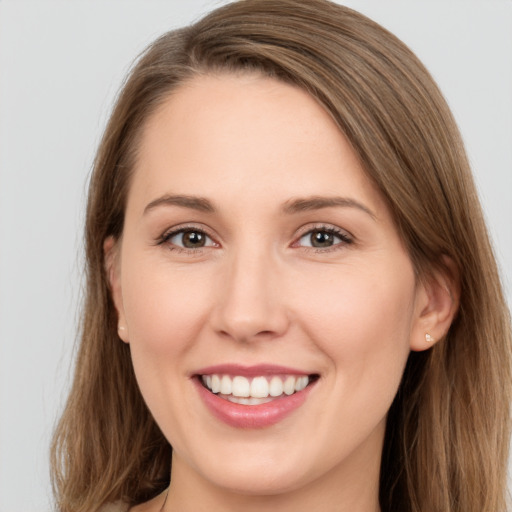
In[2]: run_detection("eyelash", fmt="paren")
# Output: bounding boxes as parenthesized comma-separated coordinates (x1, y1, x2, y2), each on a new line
(157, 224, 218, 254)
(156, 223, 353, 254)
(293, 224, 353, 252)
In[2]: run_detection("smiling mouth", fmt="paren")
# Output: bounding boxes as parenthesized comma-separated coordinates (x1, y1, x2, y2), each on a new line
(199, 373, 319, 405)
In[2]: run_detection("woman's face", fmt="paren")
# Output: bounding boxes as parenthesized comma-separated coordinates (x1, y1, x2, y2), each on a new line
(110, 74, 431, 500)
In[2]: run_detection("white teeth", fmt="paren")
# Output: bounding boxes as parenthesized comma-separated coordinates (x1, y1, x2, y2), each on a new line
(220, 375, 232, 395)
(227, 396, 274, 405)
(295, 376, 308, 392)
(269, 376, 284, 397)
(232, 376, 250, 397)
(202, 373, 311, 401)
(283, 376, 296, 395)
(211, 374, 221, 393)
(250, 377, 269, 398)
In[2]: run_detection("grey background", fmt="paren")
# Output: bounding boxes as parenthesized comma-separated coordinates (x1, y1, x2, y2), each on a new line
(0, 1, 510, 511)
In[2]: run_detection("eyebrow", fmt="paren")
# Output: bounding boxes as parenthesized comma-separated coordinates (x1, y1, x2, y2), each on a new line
(143, 193, 375, 219)
(282, 196, 376, 219)
(144, 194, 215, 214)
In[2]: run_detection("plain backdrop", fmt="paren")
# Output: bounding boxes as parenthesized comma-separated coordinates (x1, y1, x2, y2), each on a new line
(0, 1, 511, 511)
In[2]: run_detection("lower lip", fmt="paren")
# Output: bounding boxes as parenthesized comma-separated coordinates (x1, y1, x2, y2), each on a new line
(194, 378, 314, 429)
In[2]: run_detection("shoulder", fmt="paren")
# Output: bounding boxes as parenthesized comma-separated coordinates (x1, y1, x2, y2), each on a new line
(99, 489, 167, 512)
(99, 502, 130, 512)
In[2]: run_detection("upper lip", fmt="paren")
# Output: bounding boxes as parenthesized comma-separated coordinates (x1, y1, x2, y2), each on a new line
(194, 364, 313, 377)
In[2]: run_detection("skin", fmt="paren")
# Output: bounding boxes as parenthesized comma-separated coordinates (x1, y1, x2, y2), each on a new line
(106, 74, 457, 512)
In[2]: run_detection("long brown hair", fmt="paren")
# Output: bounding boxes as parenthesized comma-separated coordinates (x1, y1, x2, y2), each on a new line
(50, 1, 512, 511)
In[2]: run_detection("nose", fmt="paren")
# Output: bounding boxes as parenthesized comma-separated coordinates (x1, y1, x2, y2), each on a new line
(211, 248, 290, 343)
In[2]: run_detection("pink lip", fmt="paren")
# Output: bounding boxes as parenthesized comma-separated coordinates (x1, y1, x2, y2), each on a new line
(193, 365, 317, 429)
(195, 363, 311, 377)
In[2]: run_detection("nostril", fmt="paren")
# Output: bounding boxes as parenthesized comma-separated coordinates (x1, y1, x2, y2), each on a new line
(256, 330, 277, 337)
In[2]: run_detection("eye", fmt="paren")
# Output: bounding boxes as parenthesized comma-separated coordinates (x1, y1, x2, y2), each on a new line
(162, 228, 217, 250)
(296, 227, 352, 249)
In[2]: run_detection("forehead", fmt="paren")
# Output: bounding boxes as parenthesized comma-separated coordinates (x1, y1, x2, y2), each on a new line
(128, 73, 387, 217)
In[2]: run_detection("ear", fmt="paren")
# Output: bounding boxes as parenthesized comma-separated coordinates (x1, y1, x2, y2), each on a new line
(410, 256, 460, 351)
(104, 236, 129, 343)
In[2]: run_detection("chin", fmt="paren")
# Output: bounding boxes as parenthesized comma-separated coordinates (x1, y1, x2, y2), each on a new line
(205, 464, 309, 496)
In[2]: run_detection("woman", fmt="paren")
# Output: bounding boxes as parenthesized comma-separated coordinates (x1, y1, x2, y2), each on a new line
(50, 1, 512, 511)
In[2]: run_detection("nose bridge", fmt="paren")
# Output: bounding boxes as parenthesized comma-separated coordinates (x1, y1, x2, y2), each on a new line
(213, 241, 288, 342)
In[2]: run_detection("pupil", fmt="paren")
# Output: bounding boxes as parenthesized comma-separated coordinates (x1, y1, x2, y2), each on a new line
(183, 231, 205, 248)
(311, 230, 333, 247)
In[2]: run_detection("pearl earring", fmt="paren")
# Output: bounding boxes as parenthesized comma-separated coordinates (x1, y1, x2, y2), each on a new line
(425, 333, 434, 343)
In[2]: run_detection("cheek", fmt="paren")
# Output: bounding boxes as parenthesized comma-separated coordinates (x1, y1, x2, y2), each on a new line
(121, 260, 212, 356)
(120, 260, 215, 434)
(118, 260, 218, 435)
(297, 257, 416, 349)
(294, 259, 416, 408)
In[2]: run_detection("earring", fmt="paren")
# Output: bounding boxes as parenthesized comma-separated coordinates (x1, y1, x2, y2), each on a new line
(118, 325, 126, 332)
(425, 333, 434, 343)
